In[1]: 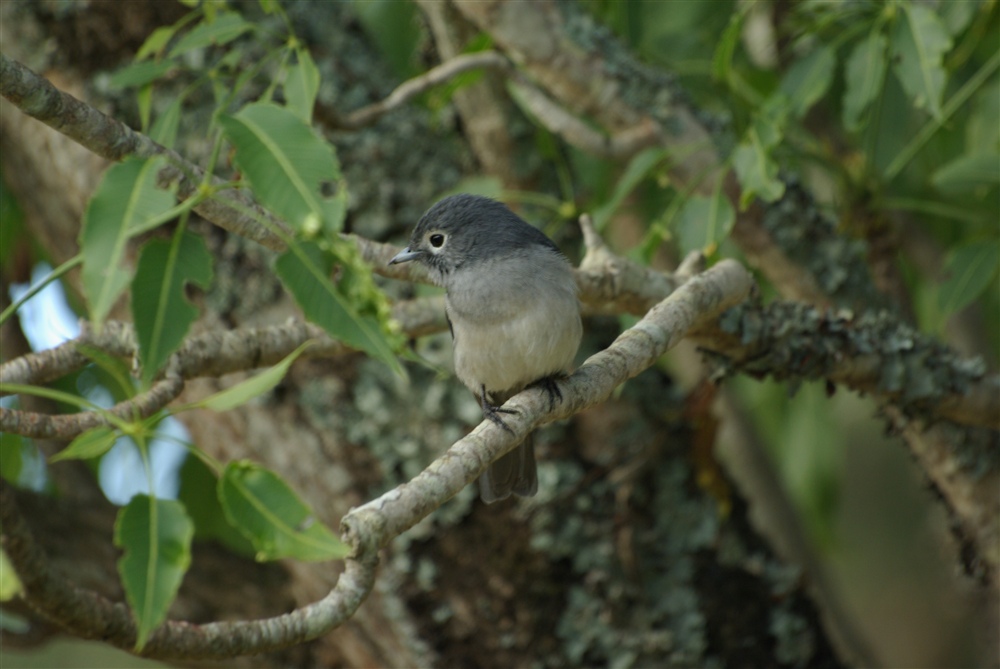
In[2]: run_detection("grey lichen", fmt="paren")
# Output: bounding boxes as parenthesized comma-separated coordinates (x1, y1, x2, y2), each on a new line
(770, 607, 816, 668)
(716, 300, 989, 430)
(760, 180, 893, 312)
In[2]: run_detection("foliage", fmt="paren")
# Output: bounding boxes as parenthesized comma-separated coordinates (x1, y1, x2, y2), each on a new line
(577, 0, 998, 547)
(2, 0, 996, 657)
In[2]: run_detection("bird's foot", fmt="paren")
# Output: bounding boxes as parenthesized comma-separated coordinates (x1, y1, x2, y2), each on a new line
(479, 386, 517, 434)
(529, 374, 567, 412)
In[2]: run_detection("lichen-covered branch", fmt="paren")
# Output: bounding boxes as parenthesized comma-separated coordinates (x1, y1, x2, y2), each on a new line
(707, 302, 999, 432)
(343, 259, 753, 547)
(1, 259, 752, 661)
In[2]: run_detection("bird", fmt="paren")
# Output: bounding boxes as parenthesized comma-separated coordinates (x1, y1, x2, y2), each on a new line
(389, 194, 582, 502)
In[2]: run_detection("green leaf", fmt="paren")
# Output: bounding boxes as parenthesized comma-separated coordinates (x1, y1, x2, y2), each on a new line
(938, 240, 1000, 315)
(674, 192, 736, 256)
(941, 0, 978, 37)
(930, 153, 1000, 193)
(891, 4, 953, 119)
(0, 549, 24, 601)
(352, 0, 420, 78)
(0, 432, 24, 482)
(780, 44, 836, 118)
(712, 12, 744, 84)
(193, 341, 314, 412)
(219, 103, 344, 233)
(169, 12, 252, 58)
(132, 232, 213, 387)
(50, 426, 120, 463)
(442, 176, 503, 200)
(176, 455, 255, 555)
(218, 460, 348, 562)
(136, 25, 179, 61)
(150, 95, 184, 149)
(731, 135, 785, 208)
(115, 495, 193, 650)
(591, 148, 667, 230)
(77, 343, 137, 402)
(284, 47, 320, 124)
(80, 157, 176, 330)
(274, 242, 401, 373)
(843, 31, 888, 131)
(109, 60, 177, 89)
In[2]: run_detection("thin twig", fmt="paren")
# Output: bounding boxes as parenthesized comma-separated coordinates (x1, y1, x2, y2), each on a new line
(335, 51, 512, 129)
(0, 375, 183, 439)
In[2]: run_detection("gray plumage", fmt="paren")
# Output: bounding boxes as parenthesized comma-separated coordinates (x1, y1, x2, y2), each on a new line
(390, 194, 582, 503)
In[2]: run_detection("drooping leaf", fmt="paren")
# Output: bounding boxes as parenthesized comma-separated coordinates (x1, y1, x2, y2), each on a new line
(731, 133, 785, 208)
(938, 240, 1000, 316)
(192, 340, 314, 412)
(843, 31, 888, 131)
(930, 153, 1000, 194)
(891, 4, 953, 119)
(274, 241, 401, 373)
(137, 85, 154, 133)
(109, 60, 177, 89)
(114, 495, 193, 650)
(219, 103, 345, 233)
(780, 44, 836, 118)
(0, 550, 23, 601)
(137, 25, 180, 60)
(176, 455, 255, 555)
(169, 11, 252, 58)
(80, 157, 175, 330)
(218, 461, 348, 562)
(675, 192, 736, 256)
(150, 94, 184, 149)
(941, 0, 978, 37)
(284, 47, 320, 123)
(50, 426, 120, 463)
(442, 175, 503, 200)
(0, 432, 24, 482)
(591, 148, 668, 230)
(712, 12, 744, 84)
(132, 232, 213, 387)
(351, 0, 420, 78)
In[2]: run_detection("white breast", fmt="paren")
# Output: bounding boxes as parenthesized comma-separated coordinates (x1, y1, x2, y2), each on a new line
(445, 250, 582, 396)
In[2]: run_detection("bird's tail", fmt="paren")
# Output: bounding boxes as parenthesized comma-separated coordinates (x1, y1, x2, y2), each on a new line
(479, 433, 538, 503)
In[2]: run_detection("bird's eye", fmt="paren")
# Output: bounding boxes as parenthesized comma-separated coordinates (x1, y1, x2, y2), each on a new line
(429, 233, 445, 248)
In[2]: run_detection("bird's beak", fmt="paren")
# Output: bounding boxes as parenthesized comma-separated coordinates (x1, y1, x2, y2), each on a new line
(388, 247, 421, 265)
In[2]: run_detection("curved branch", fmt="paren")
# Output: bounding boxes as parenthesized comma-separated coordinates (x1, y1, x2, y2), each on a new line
(343, 260, 754, 549)
(0, 375, 183, 439)
(0, 478, 377, 660)
(1, 260, 753, 661)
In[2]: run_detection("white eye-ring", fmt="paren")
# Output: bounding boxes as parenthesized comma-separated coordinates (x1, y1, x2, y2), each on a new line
(427, 232, 447, 251)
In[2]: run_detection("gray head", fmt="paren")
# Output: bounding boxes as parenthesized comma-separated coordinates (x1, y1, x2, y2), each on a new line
(388, 194, 561, 284)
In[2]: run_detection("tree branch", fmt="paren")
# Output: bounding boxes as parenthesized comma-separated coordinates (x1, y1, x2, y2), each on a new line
(1, 477, 377, 660)
(0, 53, 290, 251)
(2, 259, 752, 661)
(333, 51, 512, 129)
(343, 259, 753, 545)
(0, 374, 183, 439)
